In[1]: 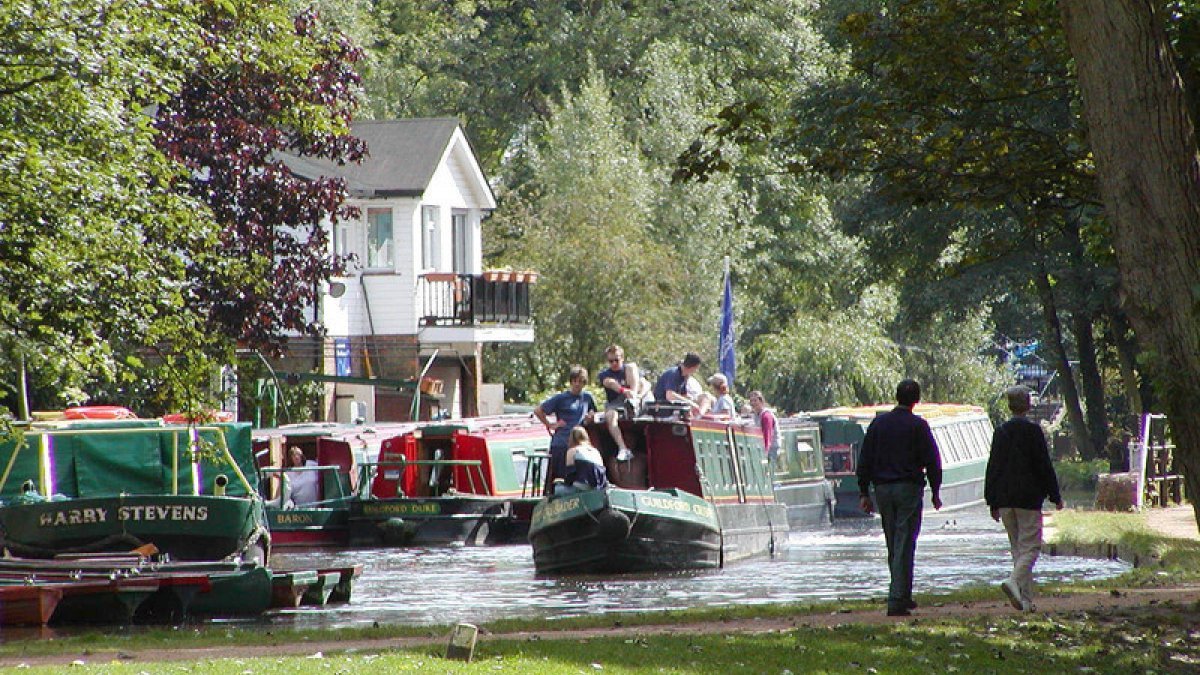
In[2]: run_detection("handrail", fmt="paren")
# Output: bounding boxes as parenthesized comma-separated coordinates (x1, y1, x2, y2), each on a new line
(521, 451, 549, 498)
(4, 425, 255, 496)
(357, 459, 487, 498)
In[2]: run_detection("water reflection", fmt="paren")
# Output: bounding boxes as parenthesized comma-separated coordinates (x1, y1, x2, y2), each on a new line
(268, 504, 1127, 630)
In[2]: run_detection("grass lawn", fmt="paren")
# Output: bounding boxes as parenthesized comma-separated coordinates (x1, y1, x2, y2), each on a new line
(4, 510, 1199, 673)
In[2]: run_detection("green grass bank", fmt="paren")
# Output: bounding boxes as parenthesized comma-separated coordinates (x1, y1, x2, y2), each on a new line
(3, 509, 1198, 673)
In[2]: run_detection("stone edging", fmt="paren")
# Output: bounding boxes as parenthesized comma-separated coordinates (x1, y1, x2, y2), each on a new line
(1045, 540, 1159, 568)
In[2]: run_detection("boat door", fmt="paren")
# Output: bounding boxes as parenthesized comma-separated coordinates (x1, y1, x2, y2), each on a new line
(371, 432, 421, 498)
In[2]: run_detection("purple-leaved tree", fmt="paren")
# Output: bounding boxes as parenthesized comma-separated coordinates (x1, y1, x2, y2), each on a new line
(154, 6, 367, 355)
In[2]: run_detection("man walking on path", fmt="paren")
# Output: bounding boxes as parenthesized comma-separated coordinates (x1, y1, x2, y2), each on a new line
(856, 379, 943, 617)
(986, 385, 1063, 612)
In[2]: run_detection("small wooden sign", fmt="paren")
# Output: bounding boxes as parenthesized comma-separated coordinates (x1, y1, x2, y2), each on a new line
(446, 623, 478, 662)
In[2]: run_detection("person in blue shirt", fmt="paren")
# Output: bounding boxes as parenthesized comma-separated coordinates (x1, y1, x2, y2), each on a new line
(856, 379, 942, 617)
(653, 352, 703, 412)
(534, 366, 598, 492)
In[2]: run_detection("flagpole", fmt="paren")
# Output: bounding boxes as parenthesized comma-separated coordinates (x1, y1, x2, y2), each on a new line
(719, 256, 735, 388)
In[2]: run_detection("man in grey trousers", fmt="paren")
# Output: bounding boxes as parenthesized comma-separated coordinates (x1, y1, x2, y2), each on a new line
(986, 385, 1063, 611)
(857, 379, 943, 617)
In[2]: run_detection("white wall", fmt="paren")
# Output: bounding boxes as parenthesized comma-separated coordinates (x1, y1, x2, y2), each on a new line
(316, 132, 491, 340)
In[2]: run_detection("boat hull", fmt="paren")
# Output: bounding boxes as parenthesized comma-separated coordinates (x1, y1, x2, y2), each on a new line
(773, 478, 836, 528)
(0, 495, 269, 562)
(530, 488, 730, 574)
(267, 507, 350, 547)
(0, 585, 62, 626)
(347, 497, 532, 546)
(188, 566, 274, 616)
(831, 470, 986, 517)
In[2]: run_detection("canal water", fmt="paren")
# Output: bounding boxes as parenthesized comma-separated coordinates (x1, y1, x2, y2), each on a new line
(262, 503, 1128, 630)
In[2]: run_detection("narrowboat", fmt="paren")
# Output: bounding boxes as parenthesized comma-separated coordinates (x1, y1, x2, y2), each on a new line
(0, 419, 271, 564)
(528, 409, 789, 574)
(772, 417, 837, 527)
(253, 422, 416, 547)
(805, 403, 994, 517)
(256, 415, 550, 547)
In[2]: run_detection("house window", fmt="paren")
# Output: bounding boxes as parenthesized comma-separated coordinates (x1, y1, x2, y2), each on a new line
(333, 220, 352, 258)
(367, 208, 393, 268)
(451, 211, 469, 272)
(422, 205, 440, 269)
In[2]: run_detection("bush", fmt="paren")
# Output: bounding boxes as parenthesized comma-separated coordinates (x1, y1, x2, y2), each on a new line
(1054, 458, 1108, 491)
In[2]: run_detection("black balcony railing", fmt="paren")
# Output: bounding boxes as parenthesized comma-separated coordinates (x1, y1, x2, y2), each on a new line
(420, 272, 536, 327)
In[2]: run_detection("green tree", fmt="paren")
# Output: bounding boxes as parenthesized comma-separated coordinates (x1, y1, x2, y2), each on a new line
(0, 0, 215, 415)
(486, 67, 685, 395)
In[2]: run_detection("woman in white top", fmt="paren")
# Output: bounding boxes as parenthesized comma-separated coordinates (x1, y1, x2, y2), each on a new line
(286, 446, 321, 507)
(565, 427, 608, 491)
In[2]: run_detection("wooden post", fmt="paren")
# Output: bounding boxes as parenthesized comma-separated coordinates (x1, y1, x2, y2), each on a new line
(445, 623, 477, 662)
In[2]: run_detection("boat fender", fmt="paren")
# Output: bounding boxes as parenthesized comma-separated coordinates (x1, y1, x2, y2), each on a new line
(214, 474, 229, 497)
(379, 517, 412, 546)
(595, 508, 631, 542)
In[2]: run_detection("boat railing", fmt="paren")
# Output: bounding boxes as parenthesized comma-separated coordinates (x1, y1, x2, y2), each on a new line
(521, 451, 550, 498)
(3, 424, 255, 498)
(357, 459, 489, 498)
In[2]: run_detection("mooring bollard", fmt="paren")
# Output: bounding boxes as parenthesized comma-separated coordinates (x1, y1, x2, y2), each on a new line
(446, 622, 478, 662)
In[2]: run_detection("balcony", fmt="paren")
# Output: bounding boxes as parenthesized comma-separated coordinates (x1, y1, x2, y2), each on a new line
(418, 271, 537, 344)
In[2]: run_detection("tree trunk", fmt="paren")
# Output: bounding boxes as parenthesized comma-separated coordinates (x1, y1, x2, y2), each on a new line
(1062, 0, 1200, 529)
(1071, 309, 1109, 460)
(1034, 270, 1091, 458)
(1107, 306, 1144, 423)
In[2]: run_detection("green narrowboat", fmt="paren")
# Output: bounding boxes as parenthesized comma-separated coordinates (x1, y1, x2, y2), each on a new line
(257, 416, 551, 547)
(254, 422, 417, 547)
(528, 415, 789, 574)
(806, 403, 994, 517)
(0, 419, 270, 564)
(771, 417, 836, 527)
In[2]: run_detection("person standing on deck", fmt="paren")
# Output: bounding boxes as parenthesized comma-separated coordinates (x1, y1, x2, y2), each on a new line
(986, 385, 1064, 612)
(747, 391, 780, 460)
(597, 345, 647, 461)
(857, 379, 943, 617)
(534, 366, 598, 494)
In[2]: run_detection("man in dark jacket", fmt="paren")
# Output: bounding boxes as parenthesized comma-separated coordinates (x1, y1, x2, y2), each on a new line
(986, 385, 1063, 612)
(856, 379, 943, 617)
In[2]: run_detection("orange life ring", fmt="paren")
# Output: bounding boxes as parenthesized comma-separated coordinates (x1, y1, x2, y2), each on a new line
(63, 406, 138, 420)
(163, 411, 236, 424)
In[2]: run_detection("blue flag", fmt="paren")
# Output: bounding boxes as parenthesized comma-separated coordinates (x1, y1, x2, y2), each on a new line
(719, 266, 736, 386)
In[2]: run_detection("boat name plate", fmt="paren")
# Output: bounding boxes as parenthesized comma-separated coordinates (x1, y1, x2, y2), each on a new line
(37, 505, 210, 527)
(360, 502, 441, 516)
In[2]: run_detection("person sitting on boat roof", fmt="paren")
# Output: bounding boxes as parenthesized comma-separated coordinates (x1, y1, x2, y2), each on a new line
(286, 446, 321, 508)
(748, 391, 781, 462)
(653, 352, 705, 415)
(565, 427, 608, 492)
(705, 373, 736, 418)
(598, 344, 648, 462)
(534, 365, 598, 493)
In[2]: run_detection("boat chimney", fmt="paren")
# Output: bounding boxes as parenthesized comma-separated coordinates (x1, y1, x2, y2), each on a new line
(214, 474, 229, 496)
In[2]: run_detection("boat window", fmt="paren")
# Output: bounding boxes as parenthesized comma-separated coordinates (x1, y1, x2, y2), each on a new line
(795, 441, 816, 473)
(936, 428, 958, 464)
(774, 439, 790, 476)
